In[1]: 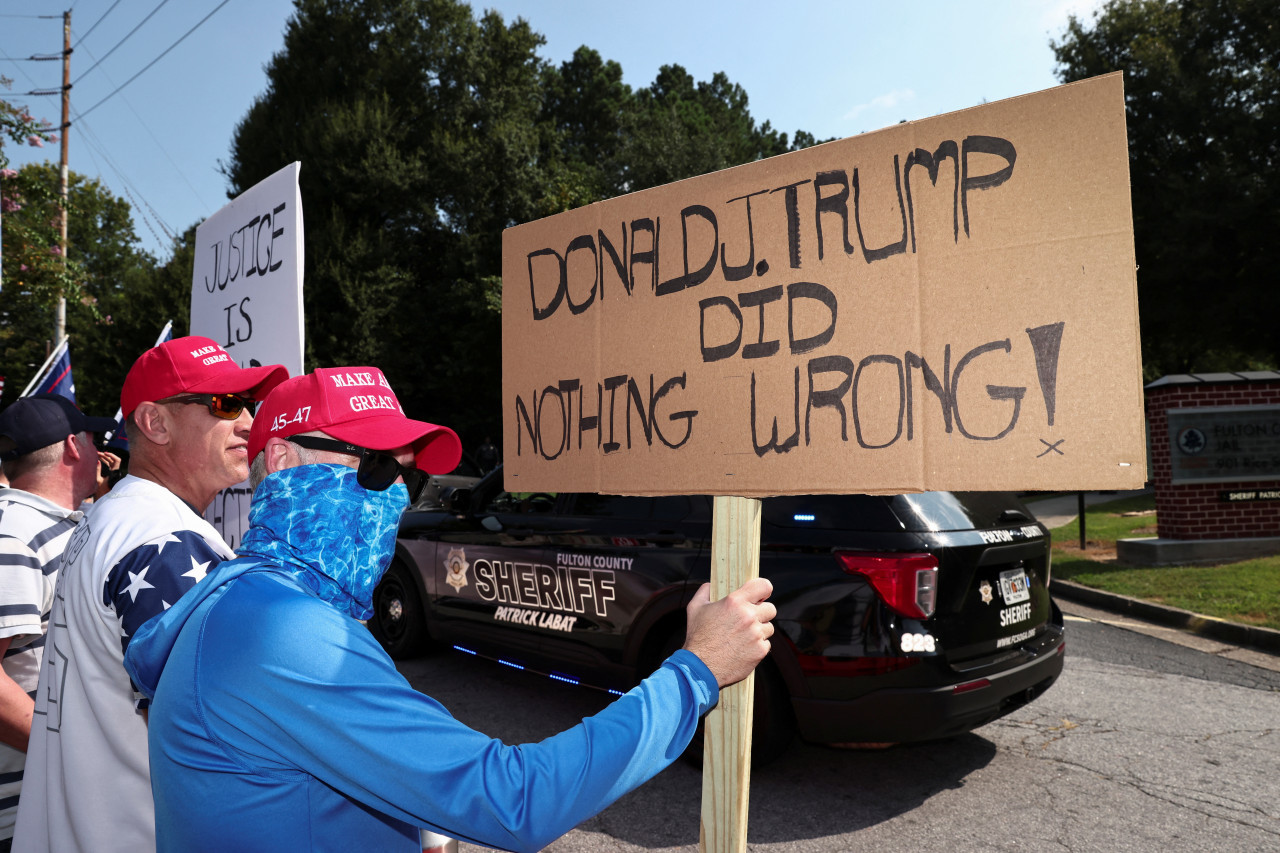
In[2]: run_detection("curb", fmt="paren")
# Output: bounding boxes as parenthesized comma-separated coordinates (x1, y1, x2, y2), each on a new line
(1050, 579, 1280, 656)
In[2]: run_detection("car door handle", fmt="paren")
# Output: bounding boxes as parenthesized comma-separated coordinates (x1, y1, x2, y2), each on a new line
(505, 527, 535, 538)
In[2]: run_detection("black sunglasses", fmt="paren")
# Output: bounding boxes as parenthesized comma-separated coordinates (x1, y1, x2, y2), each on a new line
(286, 435, 427, 502)
(164, 393, 256, 421)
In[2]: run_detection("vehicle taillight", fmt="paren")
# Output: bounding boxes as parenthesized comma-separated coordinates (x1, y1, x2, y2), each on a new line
(952, 678, 990, 695)
(836, 552, 939, 619)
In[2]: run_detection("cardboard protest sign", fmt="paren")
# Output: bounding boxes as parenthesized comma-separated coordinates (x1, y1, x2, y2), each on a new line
(502, 74, 1145, 496)
(190, 161, 305, 546)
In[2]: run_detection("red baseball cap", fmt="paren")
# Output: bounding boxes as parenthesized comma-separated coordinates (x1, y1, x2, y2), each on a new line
(248, 367, 462, 474)
(120, 336, 289, 418)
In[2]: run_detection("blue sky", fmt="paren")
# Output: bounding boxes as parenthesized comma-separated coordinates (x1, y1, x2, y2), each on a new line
(3, 0, 1103, 261)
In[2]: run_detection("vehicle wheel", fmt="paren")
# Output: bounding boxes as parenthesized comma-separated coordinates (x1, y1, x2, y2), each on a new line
(369, 562, 431, 659)
(745, 659, 797, 765)
(651, 632, 796, 767)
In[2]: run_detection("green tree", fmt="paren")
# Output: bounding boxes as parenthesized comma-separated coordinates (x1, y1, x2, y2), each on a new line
(536, 50, 826, 216)
(225, 0, 826, 445)
(1, 162, 83, 406)
(225, 0, 549, 442)
(63, 179, 186, 418)
(619, 64, 792, 193)
(1053, 0, 1280, 376)
(2, 84, 82, 396)
(536, 46, 630, 215)
(1, 163, 165, 413)
(0, 165, 76, 311)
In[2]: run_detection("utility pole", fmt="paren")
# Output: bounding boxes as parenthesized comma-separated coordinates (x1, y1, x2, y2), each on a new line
(56, 8, 71, 344)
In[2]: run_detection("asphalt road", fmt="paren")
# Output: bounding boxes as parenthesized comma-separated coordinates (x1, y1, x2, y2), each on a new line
(395, 604, 1280, 853)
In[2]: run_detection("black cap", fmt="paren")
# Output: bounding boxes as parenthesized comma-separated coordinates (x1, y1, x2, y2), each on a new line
(0, 394, 118, 461)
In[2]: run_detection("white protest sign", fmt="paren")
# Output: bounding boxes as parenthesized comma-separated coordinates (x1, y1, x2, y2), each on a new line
(190, 161, 305, 547)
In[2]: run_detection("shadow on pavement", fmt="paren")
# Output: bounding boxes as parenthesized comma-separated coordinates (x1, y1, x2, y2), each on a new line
(398, 650, 997, 848)
(584, 734, 997, 847)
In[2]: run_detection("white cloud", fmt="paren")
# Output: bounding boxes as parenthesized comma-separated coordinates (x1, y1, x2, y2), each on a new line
(843, 89, 917, 121)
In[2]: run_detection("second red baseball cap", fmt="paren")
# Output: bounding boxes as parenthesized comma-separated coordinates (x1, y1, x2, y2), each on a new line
(248, 366, 462, 474)
(120, 336, 289, 418)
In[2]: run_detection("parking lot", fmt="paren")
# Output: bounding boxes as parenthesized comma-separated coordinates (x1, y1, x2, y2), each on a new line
(397, 600, 1280, 852)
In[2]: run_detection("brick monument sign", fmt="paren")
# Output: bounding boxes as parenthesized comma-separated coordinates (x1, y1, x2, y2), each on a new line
(1121, 371, 1280, 565)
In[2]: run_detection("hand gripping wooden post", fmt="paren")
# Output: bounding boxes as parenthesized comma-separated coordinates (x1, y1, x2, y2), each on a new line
(699, 495, 762, 853)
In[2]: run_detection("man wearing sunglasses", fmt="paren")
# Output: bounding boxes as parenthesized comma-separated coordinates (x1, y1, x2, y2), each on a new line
(14, 337, 287, 853)
(123, 366, 775, 853)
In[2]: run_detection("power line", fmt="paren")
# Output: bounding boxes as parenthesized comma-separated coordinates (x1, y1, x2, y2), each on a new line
(4, 7, 218, 259)
(121, 183, 177, 249)
(76, 41, 210, 213)
(2, 17, 61, 112)
(76, 120, 176, 249)
(73, 0, 171, 85)
(70, 119, 177, 250)
(1, 38, 53, 107)
(75, 0, 233, 122)
(73, 0, 125, 49)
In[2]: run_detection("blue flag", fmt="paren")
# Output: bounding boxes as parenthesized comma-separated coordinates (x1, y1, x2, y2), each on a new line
(105, 419, 130, 455)
(103, 320, 173, 454)
(29, 338, 75, 402)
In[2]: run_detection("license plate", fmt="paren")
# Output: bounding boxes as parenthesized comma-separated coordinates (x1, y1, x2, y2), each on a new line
(998, 568, 1031, 604)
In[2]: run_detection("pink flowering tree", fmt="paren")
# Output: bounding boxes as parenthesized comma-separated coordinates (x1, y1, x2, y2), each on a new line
(2, 77, 57, 168)
(3, 77, 79, 297)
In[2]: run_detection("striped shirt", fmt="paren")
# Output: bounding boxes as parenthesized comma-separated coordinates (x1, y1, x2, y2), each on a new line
(0, 488, 82, 840)
(15, 476, 231, 853)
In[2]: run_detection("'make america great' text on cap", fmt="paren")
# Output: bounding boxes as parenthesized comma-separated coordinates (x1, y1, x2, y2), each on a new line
(248, 367, 461, 474)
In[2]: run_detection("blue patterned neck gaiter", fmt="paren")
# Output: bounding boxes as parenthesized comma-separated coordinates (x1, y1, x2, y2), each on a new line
(238, 463, 409, 621)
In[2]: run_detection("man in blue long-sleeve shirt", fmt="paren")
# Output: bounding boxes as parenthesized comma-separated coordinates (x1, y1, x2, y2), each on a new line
(124, 367, 775, 853)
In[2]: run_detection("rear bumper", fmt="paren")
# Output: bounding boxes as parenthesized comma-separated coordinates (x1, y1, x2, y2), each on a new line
(790, 639, 1066, 744)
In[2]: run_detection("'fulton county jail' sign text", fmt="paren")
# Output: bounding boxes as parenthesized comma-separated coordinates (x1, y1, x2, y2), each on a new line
(1169, 405, 1280, 485)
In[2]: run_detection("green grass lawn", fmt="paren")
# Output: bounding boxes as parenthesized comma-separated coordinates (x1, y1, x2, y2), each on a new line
(1049, 493, 1280, 631)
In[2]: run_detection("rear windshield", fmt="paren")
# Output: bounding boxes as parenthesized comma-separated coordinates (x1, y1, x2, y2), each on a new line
(762, 495, 903, 532)
(762, 492, 1035, 533)
(891, 491, 1035, 531)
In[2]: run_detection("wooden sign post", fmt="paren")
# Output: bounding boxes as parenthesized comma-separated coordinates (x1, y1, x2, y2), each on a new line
(501, 73, 1144, 850)
(700, 496, 762, 853)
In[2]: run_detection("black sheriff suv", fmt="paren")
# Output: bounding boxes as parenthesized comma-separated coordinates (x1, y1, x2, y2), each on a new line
(369, 466, 1064, 762)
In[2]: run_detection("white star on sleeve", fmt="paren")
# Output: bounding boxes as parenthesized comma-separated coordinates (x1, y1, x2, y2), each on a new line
(122, 567, 156, 601)
(183, 556, 211, 584)
(152, 533, 182, 555)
